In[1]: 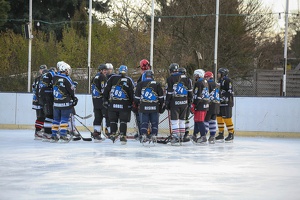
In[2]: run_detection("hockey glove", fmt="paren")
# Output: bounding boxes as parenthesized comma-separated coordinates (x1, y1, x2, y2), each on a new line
(159, 105, 166, 114)
(103, 101, 109, 109)
(132, 102, 139, 114)
(190, 104, 195, 114)
(165, 101, 170, 110)
(73, 81, 78, 88)
(72, 97, 78, 106)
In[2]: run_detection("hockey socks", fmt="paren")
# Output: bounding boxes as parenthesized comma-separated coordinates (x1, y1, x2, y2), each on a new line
(224, 118, 235, 134)
(217, 116, 225, 132)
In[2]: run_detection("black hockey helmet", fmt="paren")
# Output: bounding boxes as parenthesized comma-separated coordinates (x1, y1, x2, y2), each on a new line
(39, 64, 47, 70)
(169, 63, 179, 73)
(179, 67, 186, 74)
(144, 70, 154, 79)
(98, 64, 108, 71)
(218, 68, 229, 76)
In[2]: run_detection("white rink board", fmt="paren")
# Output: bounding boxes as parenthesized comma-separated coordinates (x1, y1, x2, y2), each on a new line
(0, 130, 300, 200)
(0, 93, 300, 133)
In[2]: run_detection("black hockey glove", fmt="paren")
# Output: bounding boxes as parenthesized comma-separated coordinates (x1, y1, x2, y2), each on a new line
(165, 101, 170, 110)
(72, 97, 78, 106)
(132, 102, 139, 114)
(159, 105, 166, 114)
(103, 101, 109, 109)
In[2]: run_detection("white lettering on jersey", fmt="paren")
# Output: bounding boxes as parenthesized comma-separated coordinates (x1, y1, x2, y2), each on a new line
(175, 100, 187, 105)
(113, 104, 123, 109)
(144, 106, 156, 110)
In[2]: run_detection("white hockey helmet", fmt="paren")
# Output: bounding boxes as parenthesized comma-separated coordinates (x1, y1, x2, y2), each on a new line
(106, 63, 114, 70)
(194, 69, 205, 78)
(59, 62, 72, 75)
(57, 61, 65, 70)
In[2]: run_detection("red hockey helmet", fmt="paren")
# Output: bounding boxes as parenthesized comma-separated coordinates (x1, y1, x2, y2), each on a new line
(204, 71, 213, 79)
(140, 59, 150, 70)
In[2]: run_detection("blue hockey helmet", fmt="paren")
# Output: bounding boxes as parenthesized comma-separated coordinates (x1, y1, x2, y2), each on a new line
(119, 65, 128, 74)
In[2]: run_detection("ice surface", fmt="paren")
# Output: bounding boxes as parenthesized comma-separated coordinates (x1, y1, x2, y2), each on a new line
(1, 129, 300, 200)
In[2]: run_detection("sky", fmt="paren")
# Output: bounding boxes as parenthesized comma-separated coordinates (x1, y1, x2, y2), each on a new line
(261, 0, 300, 31)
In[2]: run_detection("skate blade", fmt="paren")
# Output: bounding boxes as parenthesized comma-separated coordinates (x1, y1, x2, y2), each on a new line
(142, 140, 156, 147)
(59, 139, 71, 143)
(169, 142, 182, 146)
(195, 143, 208, 146)
(215, 139, 225, 143)
(42, 139, 51, 142)
(93, 139, 103, 143)
(225, 140, 234, 143)
(120, 141, 127, 145)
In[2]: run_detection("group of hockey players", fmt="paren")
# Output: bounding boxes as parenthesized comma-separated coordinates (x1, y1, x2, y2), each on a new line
(32, 61, 78, 142)
(32, 59, 235, 145)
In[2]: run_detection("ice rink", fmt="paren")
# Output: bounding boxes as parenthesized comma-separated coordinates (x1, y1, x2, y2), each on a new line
(0, 129, 300, 200)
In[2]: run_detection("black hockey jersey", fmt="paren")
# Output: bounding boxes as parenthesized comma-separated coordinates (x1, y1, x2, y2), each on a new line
(218, 76, 234, 107)
(134, 79, 164, 113)
(165, 73, 193, 108)
(192, 78, 210, 111)
(52, 73, 76, 110)
(91, 72, 107, 109)
(207, 78, 220, 114)
(32, 74, 43, 110)
(39, 69, 56, 105)
(103, 74, 135, 112)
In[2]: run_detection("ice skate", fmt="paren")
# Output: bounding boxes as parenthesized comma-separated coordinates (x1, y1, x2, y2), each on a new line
(208, 135, 215, 144)
(215, 132, 224, 143)
(134, 133, 140, 141)
(42, 133, 52, 142)
(120, 135, 127, 145)
(109, 133, 119, 143)
(225, 133, 234, 143)
(196, 136, 207, 144)
(34, 130, 43, 140)
(50, 135, 59, 143)
(150, 135, 157, 144)
(182, 132, 191, 142)
(59, 134, 72, 143)
(170, 134, 181, 146)
(191, 134, 198, 144)
(92, 131, 103, 143)
(140, 134, 147, 143)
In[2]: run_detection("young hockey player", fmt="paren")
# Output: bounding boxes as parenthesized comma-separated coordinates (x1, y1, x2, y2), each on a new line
(178, 67, 193, 142)
(39, 66, 57, 141)
(103, 65, 135, 144)
(104, 62, 114, 134)
(190, 69, 210, 144)
(91, 64, 108, 142)
(134, 70, 164, 143)
(165, 63, 193, 145)
(203, 71, 220, 144)
(215, 68, 235, 142)
(51, 62, 78, 142)
(133, 59, 151, 140)
(32, 64, 47, 140)
(106, 63, 115, 79)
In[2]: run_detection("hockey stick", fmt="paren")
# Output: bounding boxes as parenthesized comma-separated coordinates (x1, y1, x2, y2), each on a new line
(75, 114, 93, 119)
(157, 110, 173, 144)
(74, 126, 92, 141)
(74, 115, 93, 141)
(69, 113, 81, 141)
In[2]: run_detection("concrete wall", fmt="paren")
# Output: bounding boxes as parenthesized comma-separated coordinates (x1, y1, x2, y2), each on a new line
(0, 93, 299, 133)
